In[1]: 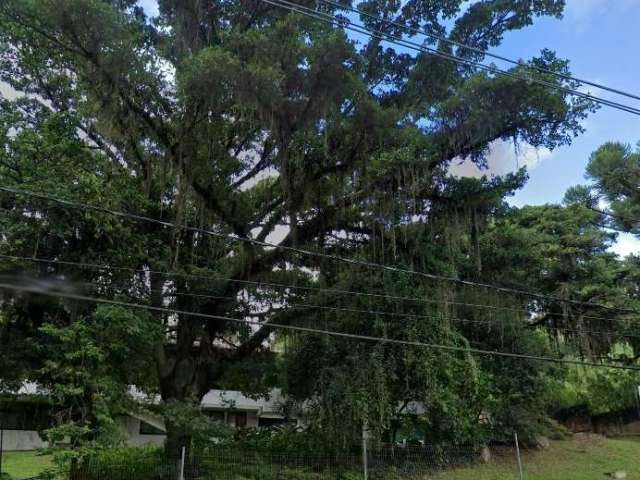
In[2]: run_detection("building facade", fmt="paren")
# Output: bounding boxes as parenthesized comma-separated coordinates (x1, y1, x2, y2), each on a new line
(1, 387, 290, 450)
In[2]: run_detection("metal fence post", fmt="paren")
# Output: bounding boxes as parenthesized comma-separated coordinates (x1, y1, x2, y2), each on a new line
(178, 446, 186, 480)
(0, 413, 4, 477)
(514, 432, 524, 480)
(362, 421, 369, 480)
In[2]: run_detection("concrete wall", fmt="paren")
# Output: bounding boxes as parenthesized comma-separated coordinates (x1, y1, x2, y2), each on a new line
(1, 430, 48, 451)
(116, 411, 264, 447)
(117, 416, 166, 447)
(4, 410, 281, 452)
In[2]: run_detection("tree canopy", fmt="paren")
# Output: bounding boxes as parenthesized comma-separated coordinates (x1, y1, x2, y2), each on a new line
(0, 0, 637, 452)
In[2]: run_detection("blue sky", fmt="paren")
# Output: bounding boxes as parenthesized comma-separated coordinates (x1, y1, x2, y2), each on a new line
(491, 0, 640, 255)
(492, 0, 639, 207)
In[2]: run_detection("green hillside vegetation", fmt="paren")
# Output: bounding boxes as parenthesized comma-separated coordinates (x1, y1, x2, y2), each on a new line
(433, 438, 640, 480)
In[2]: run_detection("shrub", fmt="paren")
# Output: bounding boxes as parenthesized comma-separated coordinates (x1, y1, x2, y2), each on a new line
(77, 446, 170, 480)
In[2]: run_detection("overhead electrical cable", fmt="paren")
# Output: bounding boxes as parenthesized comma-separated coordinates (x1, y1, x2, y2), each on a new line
(0, 185, 634, 313)
(43, 275, 633, 338)
(92, 282, 640, 339)
(319, 0, 640, 102)
(0, 281, 637, 371)
(0, 253, 635, 331)
(260, 0, 640, 116)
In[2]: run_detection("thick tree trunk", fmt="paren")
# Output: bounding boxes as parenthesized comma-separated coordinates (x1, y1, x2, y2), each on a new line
(164, 411, 195, 459)
(157, 345, 223, 457)
(158, 360, 210, 458)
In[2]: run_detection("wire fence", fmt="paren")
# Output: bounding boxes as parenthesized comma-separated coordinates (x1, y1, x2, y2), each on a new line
(63, 443, 525, 480)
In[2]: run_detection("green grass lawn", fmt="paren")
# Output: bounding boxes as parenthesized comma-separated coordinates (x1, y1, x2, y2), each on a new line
(1, 438, 639, 480)
(432, 437, 640, 480)
(1, 451, 54, 479)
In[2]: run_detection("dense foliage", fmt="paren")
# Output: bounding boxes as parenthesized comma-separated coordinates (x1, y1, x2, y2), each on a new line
(0, 0, 638, 455)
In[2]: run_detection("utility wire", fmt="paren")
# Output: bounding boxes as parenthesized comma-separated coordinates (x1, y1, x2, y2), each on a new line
(0, 281, 637, 371)
(1, 186, 634, 313)
(60, 276, 636, 338)
(284, 0, 640, 115)
(3, 252, 629, 324)
(282, 0, 640, 115)
(1, 253, 636, 334)
(91, 281, 640, 339)
(319, 0, 640, 102)
(262, 0, 640, 116)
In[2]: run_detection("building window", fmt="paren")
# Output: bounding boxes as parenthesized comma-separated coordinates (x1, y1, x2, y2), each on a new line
(139, 420, 165, 436)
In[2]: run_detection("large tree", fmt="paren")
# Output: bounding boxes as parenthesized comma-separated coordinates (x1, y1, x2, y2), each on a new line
(575, 141, 640, 358)
(585, 141, 640, 234)
(0, 0, 593, 450)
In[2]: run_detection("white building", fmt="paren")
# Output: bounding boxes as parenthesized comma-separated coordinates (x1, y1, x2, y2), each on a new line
(0, 382, 51, 450)
(1, 385, 290, 450)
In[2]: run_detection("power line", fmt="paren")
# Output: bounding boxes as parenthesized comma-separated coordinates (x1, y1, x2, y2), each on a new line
(319, 0, 640, 102)
(1, 253, 636, 337)
(67, 273, 640, 337)
(68, 277, 637, 338)
(262, 0, 640, 116)
(1, 252, 532, 313)
(0, 281, 637, 371)
(1, 186, 633, 313)
(277, 0, 640, 116)
(101, 285, 640, 339)
(3, 252, 629, 325)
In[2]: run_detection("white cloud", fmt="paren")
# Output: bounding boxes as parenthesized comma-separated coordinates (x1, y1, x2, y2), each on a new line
(609, 232, 640, 258)
(449, 140, 552, 179)
(565, 0, 637, 32)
